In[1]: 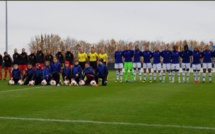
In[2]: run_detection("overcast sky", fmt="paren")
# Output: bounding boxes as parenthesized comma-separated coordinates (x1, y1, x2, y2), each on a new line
(0, 1, 215, 54)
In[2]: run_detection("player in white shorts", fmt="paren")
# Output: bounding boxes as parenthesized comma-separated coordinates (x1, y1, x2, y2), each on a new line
(180, 45, 192, 83)
(152, 46, 162, 82)
(192, 46, 201, 83)
(142, 45, 153, 82)
(161, 45, 172, 83)
(171, 46, 181, 83)
(201, 45, 213, 83)
(114, 46, 123, 82)
(133, 45, 142, 81)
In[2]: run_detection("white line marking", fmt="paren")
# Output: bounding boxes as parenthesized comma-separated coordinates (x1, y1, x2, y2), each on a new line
(0, 116, 214, 130)
(0, 86, 42, 93)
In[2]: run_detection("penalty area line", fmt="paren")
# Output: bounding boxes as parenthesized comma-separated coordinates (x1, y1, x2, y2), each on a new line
(0, 116, 214, 130)
(0, 86, 42, 93)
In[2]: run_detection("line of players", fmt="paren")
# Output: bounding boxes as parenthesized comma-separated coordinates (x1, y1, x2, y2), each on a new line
(0, 47, 108, 86)
(114, 44, 214, 83)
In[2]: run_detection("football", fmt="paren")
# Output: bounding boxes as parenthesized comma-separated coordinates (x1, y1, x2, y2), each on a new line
(90, 80, 97, 86)
(50, 80, 56, 86)
(18, 80, 24, 85)
(79, 80, 85, 86)
(64, 80, 70, 86)
(8, 80, 15, 85)
(41, 80, 47, 86)
(29, 80, 35, 86)
(71, 80, 77, 86)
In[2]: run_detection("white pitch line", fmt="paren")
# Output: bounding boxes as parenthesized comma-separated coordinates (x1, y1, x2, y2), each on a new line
(0, 116, 214, 130)
(0, 86, 42, 93)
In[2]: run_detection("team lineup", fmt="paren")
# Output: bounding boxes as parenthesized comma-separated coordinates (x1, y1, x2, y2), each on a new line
(0, 43, 214, 86)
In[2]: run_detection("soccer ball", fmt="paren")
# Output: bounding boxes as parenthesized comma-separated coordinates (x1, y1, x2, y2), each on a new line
(50, 80, 56, 86)
(71, 80, 77, 86)
(18, 80, 24, 85)
(90, 80, 97, 86)
(41, 80, 47, 86)
(64, 80, 70, 86)
(8, 80, 15, 85)
(29, 80, 35, 86)
(79, 80, 85, 86)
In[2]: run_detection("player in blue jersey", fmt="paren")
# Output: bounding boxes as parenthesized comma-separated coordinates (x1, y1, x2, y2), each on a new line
(133, 45, 142, 81)
(180, 44, 193, 83)
(152, 46, 162, 82)
(114, 46, 123, 82)
(171, 46, 181, 83)
(202, 45, 213, 83)
(142, 45, 153, 82)
(192, 46, 201, 83)
(122, 45, 134, 82)
(161, 45, 172, 83)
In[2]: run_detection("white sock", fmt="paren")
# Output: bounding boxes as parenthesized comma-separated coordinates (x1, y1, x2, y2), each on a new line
(182, 71, 185, 82)
(168, 72, 171, 81)
(116, 70, 119, 81)
(197, 71, 200, 81)
(138, 69, 142, 81)
(149, 73, 152, 81)
(144, 73, 146, 81)
(172, 71, 175, 82)
(154, 72, 157, 81)
(186, 71, 190, 82)
(120, 71, 123, 81)
(177, 72, 180, 82)
(133, 69, 136, 81)
(159, 72, 162, 81)
(209, 72, 212, 82)
(194, 71, 196, 81)
(203, 73, 206, 82)
(163, 72, 166, 81)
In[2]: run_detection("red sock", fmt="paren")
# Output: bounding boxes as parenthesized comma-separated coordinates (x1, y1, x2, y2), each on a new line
(9, 68, 12, 78)
(4, 70, 8, 79)
(0, 71, 2, 79)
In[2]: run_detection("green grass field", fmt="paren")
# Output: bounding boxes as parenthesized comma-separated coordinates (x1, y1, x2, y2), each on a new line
(0, 71, 215, 134)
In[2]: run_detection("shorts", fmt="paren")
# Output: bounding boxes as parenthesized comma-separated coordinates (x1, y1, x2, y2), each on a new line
(133, 62, 141, 68)
(90, 61, 97, 70)
(171, 63, 180, 70)
(182, 63, 190, 69)
(124, 62, 133, 70)
(192, 64, 201, 70)
(114, 63, 123, 69)
(162, 63, 171, 70)
(153, 63, 161, 71)
(143, 63, 152, 69)
(0, 66, 2, 71)
(79, 62, 86, 70)
(19, 65, 27, 71)
(38, 63, 44, 69)
(203, 63, 212, 69)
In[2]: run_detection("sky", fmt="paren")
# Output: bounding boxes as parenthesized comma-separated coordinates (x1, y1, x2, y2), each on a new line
(0, 1, 215, 55)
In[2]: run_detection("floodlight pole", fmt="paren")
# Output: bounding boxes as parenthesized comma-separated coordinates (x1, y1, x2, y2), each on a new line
(5, 0, 8, 52)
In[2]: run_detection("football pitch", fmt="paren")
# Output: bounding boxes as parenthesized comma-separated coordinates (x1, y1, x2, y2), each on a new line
(0, 71, 215, 134)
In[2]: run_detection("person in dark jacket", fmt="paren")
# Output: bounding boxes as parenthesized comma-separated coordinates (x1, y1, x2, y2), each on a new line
(95, 59, 108, 86)
(83, 62, 95, 85)
(71, 60, 83, 83)
(55, 48, 64, 66)
(65, 48, 74, 66)
(22, 63, 35, 85)
(34, 63, 43, 85)
(13, 48, 20, 65)
(62, 61, 71, 82)
(0, 53, 2, 80)
(36, 47, 45, 68)
(45, 49, 53, 64)
(51, 57, 61, 86)
(42, 61, 52, 85)
(11, 64, 21, 84)
(19, 48, 28, 77)
(3, 52, 12, 80)
(28, 49, 37, 69)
